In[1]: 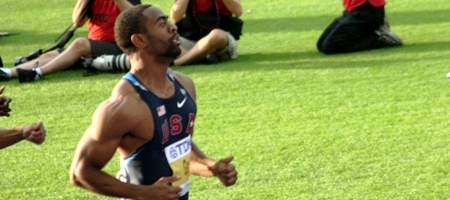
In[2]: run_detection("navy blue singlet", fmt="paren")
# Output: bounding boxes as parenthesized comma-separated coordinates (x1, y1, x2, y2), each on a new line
(118, 72, 196, 200)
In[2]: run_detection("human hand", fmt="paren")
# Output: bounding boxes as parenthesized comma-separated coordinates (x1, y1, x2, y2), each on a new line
(23, 122, 46, 145)
(0, 86, 12, 117)
(210, 156, 238, 186)
(136, 176, 181, 200)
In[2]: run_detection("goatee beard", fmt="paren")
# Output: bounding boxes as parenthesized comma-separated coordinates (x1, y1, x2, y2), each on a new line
(165, 34, 182, 58)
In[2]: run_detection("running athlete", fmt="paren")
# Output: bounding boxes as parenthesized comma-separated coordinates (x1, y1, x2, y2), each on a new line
(70, 5, 237, 200)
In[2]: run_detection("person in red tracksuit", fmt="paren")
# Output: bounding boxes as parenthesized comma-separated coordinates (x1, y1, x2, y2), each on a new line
(317, 0, 403, 55)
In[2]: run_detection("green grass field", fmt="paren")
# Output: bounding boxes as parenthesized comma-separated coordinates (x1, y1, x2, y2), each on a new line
(1, 0, 450, 199)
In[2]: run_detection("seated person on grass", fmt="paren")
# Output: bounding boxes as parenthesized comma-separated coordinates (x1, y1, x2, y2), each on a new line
(0, 0, 140, 83)
(170, 0, 243, 65)
(75, 0, 245, 69)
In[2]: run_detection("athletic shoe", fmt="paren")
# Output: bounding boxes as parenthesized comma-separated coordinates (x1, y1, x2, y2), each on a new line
(383, 17, 390, 29)
(0, 56, 9, 81)
(375, 24, 403, 46)
(229, 40, 239, 60)
(0, 70, 9, 81)
(82, 57, 94, 69)
(17, 68, 42, 83)
(205, 53, 219, 64)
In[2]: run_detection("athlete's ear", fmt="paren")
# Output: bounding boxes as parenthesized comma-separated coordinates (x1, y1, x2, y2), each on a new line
(131, 34, 147, 48)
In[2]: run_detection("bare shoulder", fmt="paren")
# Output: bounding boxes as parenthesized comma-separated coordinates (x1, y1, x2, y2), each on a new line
(87, 80, 155, 155)
(169, 69, 193, 84)
(92, 80, 148, 137)
(169, 69, 196, 99)
(99, 81, 141, 114)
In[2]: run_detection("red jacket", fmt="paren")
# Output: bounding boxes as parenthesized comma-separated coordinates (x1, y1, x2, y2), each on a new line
(88, 0, 121, 42)
(343, 0, 385, 12)
(194, 0, 231, 15)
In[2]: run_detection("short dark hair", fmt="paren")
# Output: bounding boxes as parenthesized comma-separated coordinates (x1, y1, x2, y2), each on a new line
(114, 4, 152, 54)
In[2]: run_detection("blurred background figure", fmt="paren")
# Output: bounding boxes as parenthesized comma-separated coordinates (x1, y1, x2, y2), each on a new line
(317, 0, 403, 55)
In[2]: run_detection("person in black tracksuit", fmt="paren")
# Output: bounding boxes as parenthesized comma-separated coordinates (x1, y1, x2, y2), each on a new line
(317, 0, 403, 55)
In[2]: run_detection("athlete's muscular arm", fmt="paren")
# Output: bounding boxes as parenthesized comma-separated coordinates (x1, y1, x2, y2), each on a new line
(70, 96, 141, 198)
(70, 83, 181, 199)
(0, 122, 46, 149)
(171, 71, 238, 187)
(170, 0, 190, 23)
(73, 0, 90, 27)
(222, 0, 243, 17)
(190, 143, 238, 186)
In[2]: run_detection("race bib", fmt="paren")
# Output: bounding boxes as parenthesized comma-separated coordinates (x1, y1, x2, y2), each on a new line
(164, 135, 191, 196)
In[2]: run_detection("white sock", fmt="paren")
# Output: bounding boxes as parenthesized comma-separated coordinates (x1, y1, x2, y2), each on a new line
(0, 68, 12, 78)
(33, 68, 43, 80)
(34, 68, 43, 76)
